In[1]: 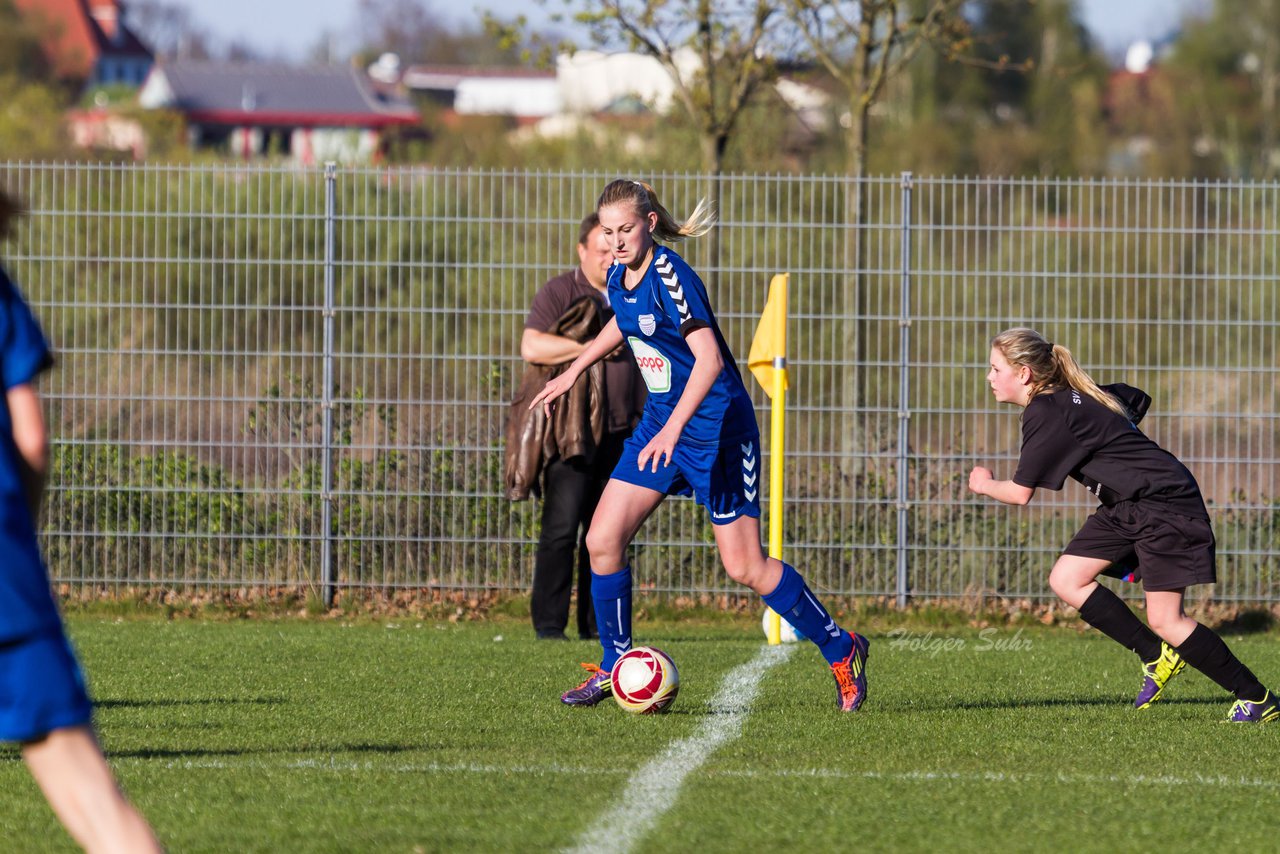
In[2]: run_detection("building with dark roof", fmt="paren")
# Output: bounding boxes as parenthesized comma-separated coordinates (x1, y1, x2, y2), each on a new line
(138, 61, 421, 163)
(14, 0, 153, 86)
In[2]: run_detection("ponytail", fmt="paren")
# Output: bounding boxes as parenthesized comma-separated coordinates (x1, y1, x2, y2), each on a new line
(991, 327, 1129, 419)
(596, 179, 716, 243)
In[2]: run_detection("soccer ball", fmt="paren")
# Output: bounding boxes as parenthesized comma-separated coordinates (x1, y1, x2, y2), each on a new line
(611, 646, 680, 714)
(761, 609, 802, 643)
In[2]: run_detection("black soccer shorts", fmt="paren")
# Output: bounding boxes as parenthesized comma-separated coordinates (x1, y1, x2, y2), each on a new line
(1063, 500, 1217, 591)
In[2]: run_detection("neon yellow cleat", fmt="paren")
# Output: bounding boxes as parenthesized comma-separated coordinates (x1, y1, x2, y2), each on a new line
(1135, 642, 1186, 709)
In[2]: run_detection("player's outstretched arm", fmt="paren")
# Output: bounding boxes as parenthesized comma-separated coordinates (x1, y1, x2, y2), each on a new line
(528, 317, 623, 417)
(968, 466, 1035, 505)
(521, 327, 587, 366)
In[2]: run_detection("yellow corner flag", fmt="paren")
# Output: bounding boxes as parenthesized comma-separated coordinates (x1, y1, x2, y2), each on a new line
(748, 274, 789, 397)
(749, 274, 790, 645)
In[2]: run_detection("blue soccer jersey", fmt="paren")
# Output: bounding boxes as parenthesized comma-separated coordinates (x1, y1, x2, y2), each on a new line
(0, 266, 61, 643)
(607, 246, 755, 445)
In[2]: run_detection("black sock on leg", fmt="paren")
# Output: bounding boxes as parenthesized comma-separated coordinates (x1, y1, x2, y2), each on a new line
(1174, 623, 1268, 703)
(1077, 585, 1163, 662)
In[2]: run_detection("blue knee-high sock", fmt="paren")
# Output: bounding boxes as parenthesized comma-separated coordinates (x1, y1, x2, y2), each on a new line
(762, 563, 853, 665)
(591, 566, 633, 671)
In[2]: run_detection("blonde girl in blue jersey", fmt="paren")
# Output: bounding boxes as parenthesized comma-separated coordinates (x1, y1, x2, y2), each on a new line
(0, 190, 161, 850)
(531, 179, 870, 711)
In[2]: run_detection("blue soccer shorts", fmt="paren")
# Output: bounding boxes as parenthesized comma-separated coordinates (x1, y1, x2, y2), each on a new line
(610, 418, 762, 524)
(0, 627, 93, 743)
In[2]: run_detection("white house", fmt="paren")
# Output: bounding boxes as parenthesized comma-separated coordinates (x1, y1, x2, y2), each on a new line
(555, 49, 697, 115)
(401, 66, 560, 119)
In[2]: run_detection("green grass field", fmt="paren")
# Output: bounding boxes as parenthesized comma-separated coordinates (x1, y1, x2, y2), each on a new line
(4, 613, 1280, 852)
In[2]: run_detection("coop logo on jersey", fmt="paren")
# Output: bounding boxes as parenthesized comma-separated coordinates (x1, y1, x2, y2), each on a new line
(638, 314, 657, 336)
(628, 336, 672, 393)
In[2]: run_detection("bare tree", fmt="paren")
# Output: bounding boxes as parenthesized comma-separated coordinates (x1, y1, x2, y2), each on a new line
(488, 0, 790, 272)
(783, 1, 970, 179)
(491, 0, 790, 179)
(780, 1, 973, 452)
(356, 0, 448, 64)
(581, 0, 784, 181)
(125, 0, 205, 59)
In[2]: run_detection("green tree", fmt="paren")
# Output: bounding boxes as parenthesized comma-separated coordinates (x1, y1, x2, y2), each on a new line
(912, 0, 1104, 176)
(1166, 0, 1280, 178)
(0, 0, 54, 80)
(0, 76, 73, 159)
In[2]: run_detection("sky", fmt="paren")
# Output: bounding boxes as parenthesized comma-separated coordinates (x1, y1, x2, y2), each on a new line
(145, 0, 1206, 64)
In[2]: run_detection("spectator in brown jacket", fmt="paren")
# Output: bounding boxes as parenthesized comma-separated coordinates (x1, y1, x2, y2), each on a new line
(521, 213, 644, 640)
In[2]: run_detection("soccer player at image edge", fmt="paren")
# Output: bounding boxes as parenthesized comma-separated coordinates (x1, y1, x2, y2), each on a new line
(0, 189, 163, 848)
(969, 327, 1277, 723)
(529, 179, 870, 712)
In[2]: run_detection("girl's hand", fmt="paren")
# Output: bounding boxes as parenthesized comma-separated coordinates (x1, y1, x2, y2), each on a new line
(637, 426, 680, 472)
(528, 372, 577, 418)
(968, 466, 993, 495)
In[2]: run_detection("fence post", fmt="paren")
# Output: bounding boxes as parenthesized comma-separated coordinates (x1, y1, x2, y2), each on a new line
(321, 163, 338, 608)
(896, 171, 914, 608)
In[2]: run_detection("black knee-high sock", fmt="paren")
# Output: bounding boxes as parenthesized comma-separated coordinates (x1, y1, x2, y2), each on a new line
(1175, 624, 1268, 702)
(1077, 586, 1162, 661)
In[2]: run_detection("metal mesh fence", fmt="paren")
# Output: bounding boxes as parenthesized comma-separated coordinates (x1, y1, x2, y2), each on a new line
(3, 162, 1277, 603)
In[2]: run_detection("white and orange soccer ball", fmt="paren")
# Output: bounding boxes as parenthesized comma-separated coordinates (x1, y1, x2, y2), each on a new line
(610, 646, 680, 714)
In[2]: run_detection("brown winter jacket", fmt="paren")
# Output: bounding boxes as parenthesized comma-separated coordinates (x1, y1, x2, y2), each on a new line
(503, 296, 607, 500)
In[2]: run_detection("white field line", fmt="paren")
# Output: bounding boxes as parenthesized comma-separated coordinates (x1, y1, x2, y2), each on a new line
(563, 642, 795, 854)
(135, 756, 1280, 793)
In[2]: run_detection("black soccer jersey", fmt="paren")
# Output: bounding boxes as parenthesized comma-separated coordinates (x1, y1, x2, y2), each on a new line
(1012, 383, 1207, 518)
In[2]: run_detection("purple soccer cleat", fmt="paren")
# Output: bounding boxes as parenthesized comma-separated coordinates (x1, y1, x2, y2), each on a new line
(831, 632, 870, 712)
(1135, 642, 1186, 709)
(1227, 690, 1280, 723)
(561, 663, 612, 706)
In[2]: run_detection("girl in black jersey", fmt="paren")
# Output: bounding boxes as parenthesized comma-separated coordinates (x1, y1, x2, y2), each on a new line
(968, 327, 1277, 723)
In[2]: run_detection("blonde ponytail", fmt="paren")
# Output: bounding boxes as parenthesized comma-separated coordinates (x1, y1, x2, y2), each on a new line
(596, 179, 717, 243)
(991, 328, 1129, 419)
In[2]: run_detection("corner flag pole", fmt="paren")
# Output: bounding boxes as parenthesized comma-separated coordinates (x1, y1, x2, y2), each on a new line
(748, 274, 789, 645)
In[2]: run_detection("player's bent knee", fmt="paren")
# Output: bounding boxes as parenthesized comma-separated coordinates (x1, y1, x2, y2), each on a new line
(720, 556, 770, 592)
(584, 529, 624, 567)
(1048, 568, 1082, 600)
(721, 561, 751, 587)
(1146, 610, 1180, 636)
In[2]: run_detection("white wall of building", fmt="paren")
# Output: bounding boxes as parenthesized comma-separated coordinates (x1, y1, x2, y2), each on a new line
(291, 127, 380, 164)
(556, 49, 696, 114)
(137, 70, 174, 108)
(454, 78, 560, 116)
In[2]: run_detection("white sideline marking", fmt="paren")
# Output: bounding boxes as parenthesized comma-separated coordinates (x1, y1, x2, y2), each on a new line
(563, 643, 795, 854)
(137, 756, 1280, 793)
